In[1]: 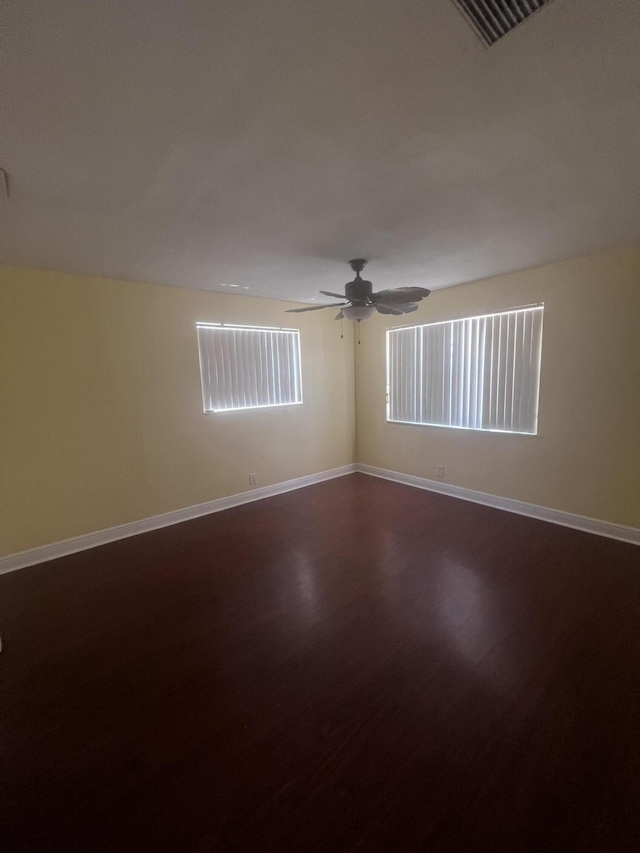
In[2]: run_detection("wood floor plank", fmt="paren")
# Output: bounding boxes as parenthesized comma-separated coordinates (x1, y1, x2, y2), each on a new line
(1, 474, 639, 851)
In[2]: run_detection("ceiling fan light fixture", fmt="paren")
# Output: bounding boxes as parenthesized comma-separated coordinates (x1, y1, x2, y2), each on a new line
(342, 305, 375, 321)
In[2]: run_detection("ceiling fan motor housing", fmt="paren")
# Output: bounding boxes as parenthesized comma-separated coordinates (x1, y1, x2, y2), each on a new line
(345, 278, 373, 303)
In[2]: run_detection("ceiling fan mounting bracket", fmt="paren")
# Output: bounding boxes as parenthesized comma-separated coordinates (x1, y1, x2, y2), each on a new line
(348, 258, 368, 275)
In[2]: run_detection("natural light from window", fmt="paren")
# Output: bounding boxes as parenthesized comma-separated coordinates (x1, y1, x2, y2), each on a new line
(386, 306, 543, 434)
(197, 323, 303, 413)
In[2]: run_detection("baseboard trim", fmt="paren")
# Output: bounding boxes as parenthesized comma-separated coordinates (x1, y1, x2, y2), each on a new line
(356, 464, 639, 546)
(3, 462, 636, 574)
(0, 464, 357, 575)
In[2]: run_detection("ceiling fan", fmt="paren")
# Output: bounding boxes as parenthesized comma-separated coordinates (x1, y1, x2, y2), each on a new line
(286, 259, 431, 321)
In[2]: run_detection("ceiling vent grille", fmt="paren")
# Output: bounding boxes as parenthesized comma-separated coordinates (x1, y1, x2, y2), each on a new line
(451, 0, 552, 46)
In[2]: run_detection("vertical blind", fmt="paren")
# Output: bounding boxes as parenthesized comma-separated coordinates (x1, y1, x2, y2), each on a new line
(387, 306, 543, 434)
(197, 324, 303, 412)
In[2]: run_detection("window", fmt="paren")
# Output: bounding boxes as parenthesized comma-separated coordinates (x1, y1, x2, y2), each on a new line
(197, 324, 303, 413)
(386, 306, 543, 434)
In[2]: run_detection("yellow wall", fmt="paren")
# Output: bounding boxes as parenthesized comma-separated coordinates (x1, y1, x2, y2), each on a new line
(355, 246, 640, 528)
(2, 245, 639, 559)
(0, 266, 355, 556)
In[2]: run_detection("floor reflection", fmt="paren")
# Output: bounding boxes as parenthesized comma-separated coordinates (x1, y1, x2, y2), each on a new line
(293, 548, 320, 622)
(438, 560, 516, 690)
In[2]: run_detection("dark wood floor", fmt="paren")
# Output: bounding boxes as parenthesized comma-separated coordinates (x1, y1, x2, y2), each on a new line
(1, 474, 639, 852)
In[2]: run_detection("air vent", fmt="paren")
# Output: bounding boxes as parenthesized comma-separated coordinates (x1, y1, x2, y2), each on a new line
(452, 0, 552, 46)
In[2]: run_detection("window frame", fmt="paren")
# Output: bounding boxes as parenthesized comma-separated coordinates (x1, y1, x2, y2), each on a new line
(385, 305, 543, 436)
(196, 322, 303, 414)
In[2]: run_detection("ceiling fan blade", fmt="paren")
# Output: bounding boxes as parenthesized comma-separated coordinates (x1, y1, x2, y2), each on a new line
(319, 290, 348, 299)
(286, 302, 347, 313)
(373, 287, 431, 305)
(375, 303, 404, 315)
(399, 303, 419, 313)
(335, 311, 345, 320)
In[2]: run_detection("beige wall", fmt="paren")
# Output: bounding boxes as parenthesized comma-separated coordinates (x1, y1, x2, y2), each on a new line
(2, 245, 639, 559)
(0, 266, 355, 556)
(355, 246, 640, 528)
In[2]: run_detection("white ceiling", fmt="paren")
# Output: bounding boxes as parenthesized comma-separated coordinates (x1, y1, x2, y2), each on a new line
(2, 0, 640, 302)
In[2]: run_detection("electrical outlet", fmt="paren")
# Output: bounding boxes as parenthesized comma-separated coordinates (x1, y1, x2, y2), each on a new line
(436, 465, 444, 477)
(249, 473, 257, 486)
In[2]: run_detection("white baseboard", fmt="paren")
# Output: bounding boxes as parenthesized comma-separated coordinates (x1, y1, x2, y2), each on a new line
(0, 464, 356, 575)
(356, 464, 639, 546)
(2, 461, 636, 575)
